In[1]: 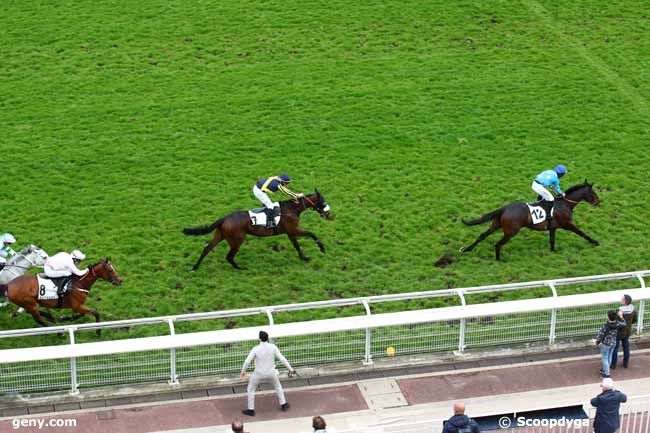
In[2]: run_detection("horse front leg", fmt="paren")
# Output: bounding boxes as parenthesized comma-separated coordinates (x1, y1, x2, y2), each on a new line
(564, 223, 599, 246)
(292, 228, 325, 253)
(73, 304, 102, 336)
(549, 228, 557, 252)
(287, 234, 310, 261)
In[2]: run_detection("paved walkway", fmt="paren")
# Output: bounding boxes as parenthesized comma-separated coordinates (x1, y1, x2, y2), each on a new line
(2, 351, 649, 433)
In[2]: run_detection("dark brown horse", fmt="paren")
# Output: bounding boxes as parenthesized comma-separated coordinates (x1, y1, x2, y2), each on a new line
(460, 181, 600, 260)
(183, 190, 332, 270)
(0, 259, 122, 332)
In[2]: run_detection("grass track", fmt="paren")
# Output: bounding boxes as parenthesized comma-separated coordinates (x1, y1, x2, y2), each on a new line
(0, 0, 648, 347)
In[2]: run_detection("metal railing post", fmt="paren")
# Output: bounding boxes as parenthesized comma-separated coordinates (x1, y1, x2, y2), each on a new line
(167, 319, 179, 385)
(637, 274, 646, 334)
(362, 300, 373, 365)
(68, 328, 79, 395)
(547, 283, 558, 345)
(457, 290, 467, 353)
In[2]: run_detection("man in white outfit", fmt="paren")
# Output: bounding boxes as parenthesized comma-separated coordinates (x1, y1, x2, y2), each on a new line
(240, 330, 295, 417)
(44, 249, 88, 296)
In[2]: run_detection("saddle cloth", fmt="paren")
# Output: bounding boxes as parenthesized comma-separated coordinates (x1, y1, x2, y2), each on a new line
(36, 275, 59, 300)
(526, 203, 554, 225)
(248, 203, 281, 227)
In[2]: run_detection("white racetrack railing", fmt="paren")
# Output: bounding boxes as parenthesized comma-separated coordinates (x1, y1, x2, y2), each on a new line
(0, 271, 647, 395)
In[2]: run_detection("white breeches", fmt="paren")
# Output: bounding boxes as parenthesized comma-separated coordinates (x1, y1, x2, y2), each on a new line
(253, 186, 275, 209)
(532, 181, 554, 201)
(44, 264, 71, 278)
(247, 371, 286, 410)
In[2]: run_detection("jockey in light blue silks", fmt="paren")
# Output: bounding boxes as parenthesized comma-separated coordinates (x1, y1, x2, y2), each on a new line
(253, 174, 303, 228)
(532, 165, 567, 202)
(0, 233, 17, 272)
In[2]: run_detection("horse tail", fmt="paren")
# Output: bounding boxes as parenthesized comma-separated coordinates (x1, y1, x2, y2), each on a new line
(182, 217, 226, 236)
(0, 284, 7, 297)
(462, 207, 504, 226)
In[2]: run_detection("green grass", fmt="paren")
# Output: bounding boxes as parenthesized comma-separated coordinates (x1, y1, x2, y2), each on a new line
(0, 0, 649, 348)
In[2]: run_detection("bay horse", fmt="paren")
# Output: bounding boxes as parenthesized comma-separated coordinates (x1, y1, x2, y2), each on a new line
(183, 190, 332, 270)
(460, 181, 600, 260)
(0, 259, 122, 333)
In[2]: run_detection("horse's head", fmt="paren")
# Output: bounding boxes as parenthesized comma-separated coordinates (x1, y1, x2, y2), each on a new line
(312, 189, 333, 220)
(582, 180, 600, 206)
(93, 258, 123, 286)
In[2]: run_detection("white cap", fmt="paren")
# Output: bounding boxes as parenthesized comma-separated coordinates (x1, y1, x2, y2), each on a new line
(70, 250, 86, 261)
(601, 378, 614, 389)
(1, 233, 16, 244)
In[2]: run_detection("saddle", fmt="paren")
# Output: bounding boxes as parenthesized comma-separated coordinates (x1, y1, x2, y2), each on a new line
(527, 199, 555, 225)
(249, 204, 281, 229)
(37, 274, 71, 296)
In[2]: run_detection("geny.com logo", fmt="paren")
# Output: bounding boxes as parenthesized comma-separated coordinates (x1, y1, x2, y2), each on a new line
(499, 416, 590, 429)
(12, 418, 77, 430)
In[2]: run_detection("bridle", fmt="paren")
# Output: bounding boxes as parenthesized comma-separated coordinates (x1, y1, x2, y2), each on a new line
(298, 194, 328, 217)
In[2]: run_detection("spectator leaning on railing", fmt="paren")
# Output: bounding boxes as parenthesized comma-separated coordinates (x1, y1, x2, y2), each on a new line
(442, 402, 480, 433)
(595, 311, 626, 378)
(591, 378, 627, 433)
(611, 295, 637, 370)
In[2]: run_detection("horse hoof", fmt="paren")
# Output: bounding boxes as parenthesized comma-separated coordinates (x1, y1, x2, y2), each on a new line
(459, 247, 466, 253)
(592, 241, 600, 246)
(10, 312, 18, 318)
(302, 256, 311, 262)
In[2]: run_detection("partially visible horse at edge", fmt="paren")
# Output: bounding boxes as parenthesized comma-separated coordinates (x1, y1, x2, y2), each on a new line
(0, 245, 49, 308)
(183, 190, 332, 270)
(460, 181, 601, 260)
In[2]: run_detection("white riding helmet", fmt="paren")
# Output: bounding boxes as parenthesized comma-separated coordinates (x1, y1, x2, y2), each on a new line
(1, 233, 16, 244)
(70, 250, 86, 261)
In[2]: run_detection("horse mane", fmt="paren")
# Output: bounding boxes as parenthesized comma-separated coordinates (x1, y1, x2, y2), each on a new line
(564, 183, 588, 194)
(279, 192, 317, 207)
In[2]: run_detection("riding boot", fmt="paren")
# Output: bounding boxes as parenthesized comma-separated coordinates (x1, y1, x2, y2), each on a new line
(265, 208, 276, 229)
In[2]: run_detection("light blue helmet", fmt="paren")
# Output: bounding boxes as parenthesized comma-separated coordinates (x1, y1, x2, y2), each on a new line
(554, 165, 567, 176)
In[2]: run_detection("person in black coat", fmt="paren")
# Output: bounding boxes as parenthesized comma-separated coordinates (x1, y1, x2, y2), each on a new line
(442, 402, 480, 433)
(591, 378, 627, 433)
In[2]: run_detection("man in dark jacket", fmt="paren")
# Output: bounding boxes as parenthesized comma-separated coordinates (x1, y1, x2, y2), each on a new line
(595, 311, 626, 378)
(591, 378, 627, 433)
(611, 295, 637, 370)
(442, 402, 480, 433)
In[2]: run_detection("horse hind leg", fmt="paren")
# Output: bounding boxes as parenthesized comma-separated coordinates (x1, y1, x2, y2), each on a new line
(25, 305, 52, 327)
(460, 219, 500, 253)
(192, 230, 223, 271)
(225, 236, 245, 270)
(494, 226, 520, 261)
(40, 310, 55, 322)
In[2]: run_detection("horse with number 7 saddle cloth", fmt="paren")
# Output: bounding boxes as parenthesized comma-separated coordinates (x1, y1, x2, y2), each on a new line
(248, 204, 281, 229)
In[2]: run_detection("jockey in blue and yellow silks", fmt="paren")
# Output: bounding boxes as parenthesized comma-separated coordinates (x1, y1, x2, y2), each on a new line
(253, 174, 302, 228)
(532, 165, 567, 202)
